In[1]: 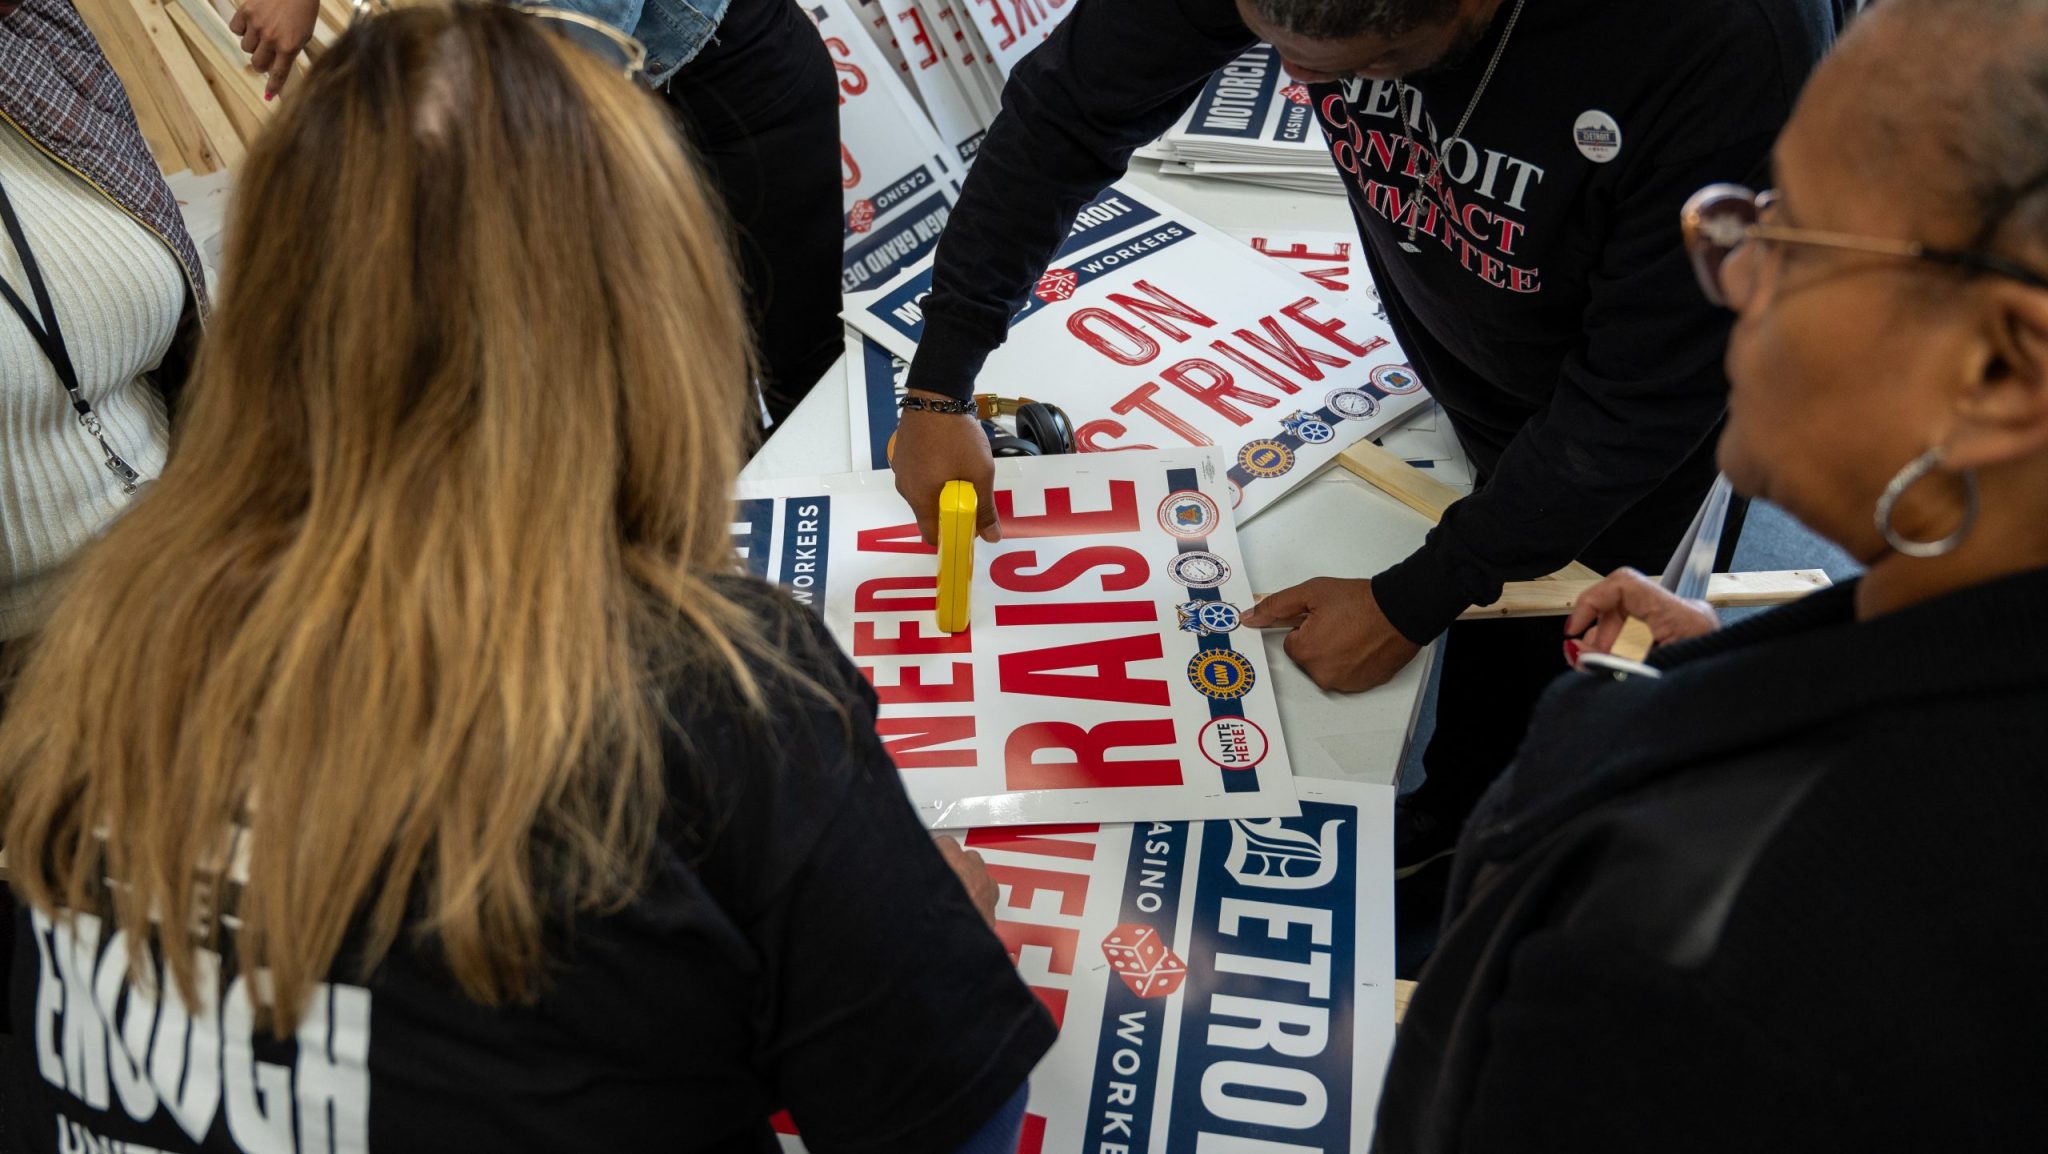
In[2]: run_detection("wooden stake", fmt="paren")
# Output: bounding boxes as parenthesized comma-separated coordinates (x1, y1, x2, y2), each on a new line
(1334, 438, 1602, 584)
(1458, 568, 1832, 621)
(123, 0, 244, 170)
(77, 0, 221, 172)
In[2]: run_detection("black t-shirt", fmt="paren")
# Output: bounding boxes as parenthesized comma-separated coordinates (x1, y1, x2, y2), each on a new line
(903, 0, 1835, 642)
(6, 581, 1056, 1154)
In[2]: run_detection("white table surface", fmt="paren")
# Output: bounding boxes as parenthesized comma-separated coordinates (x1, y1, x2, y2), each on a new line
(742, 162, 1438, 790)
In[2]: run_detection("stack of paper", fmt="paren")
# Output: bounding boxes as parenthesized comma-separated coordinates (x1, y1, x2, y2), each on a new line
(1145, 44, 1345, 196)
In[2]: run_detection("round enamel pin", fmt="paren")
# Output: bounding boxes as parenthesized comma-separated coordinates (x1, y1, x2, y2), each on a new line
(1574, 110, 1623, 164)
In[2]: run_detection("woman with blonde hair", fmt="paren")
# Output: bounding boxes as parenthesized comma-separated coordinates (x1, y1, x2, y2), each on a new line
(0, 5, 1053, 1151)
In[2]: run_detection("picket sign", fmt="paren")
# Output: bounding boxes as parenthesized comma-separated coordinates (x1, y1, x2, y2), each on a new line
(912, 0, 995, 124)
(811, 0, 964, 295)
(735, 450, 1300, 829)
(776, 777, 1398, 1153)
(960, 0, 1075, 78)
(1152, 45, 1343, 195)
(883, 0, 991, 167)
(845, 0, 914, 85)
(844, 182, 1429, 523)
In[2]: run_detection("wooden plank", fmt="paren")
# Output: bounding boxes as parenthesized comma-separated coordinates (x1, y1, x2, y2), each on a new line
(165, 0, 270, 137)
(124, 0, 244, 170)
(1394, 979, 1416, 1025)
(77, 0, 220, 172)
(1334, 438, 1601, 584)
(73, 0, 183, 170)
(1335, 438, 1465, 525)
(1458, 568, 1832, 622)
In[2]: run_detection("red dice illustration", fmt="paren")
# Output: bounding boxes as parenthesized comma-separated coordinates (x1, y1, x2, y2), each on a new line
(848, 199, 877, 234)
(1281, 83, 1310, 105)
(1034, 267, 1079, 303)
(1102, 924, 1188, 1000)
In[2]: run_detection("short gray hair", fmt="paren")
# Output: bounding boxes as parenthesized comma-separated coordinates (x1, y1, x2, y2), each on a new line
(1864, 0, 2048, 257)
(1242, 0, 1461, 41)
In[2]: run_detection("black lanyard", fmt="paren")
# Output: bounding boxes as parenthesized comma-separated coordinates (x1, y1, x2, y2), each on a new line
(0, 176, 144, 493)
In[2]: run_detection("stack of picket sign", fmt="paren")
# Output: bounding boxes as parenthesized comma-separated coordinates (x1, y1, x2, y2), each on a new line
(1138, 43, 1346, 195)
(73, 0, 350, 176)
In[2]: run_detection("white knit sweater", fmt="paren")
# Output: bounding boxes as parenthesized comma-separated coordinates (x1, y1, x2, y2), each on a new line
(1, 126, 180, 641)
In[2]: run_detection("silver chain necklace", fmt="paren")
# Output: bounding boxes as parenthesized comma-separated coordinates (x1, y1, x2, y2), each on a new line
(1393, 0, 1528, 254)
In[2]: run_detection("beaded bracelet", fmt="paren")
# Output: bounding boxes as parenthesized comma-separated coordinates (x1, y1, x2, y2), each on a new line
(897, 395, 978, 416)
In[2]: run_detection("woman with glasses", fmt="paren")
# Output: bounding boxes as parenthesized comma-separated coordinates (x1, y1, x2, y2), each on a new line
(0, 6, 1052, 1152)
(1375, 1, 2048, 1149)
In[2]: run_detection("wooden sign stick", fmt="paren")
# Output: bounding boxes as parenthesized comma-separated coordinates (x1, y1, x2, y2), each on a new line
(1334, 439, 1601, 584)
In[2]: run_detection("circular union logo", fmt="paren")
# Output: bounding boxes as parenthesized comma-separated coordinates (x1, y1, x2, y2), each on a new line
(1157, 490, 1222, 539)
(1167, 551, 1232, 589)
(1187, 650, 1256, 700)
(1294, 418, 1336, 445)
(1198, 717, 1270, 770)
(1238, 439, 1296, 479)
(1369, 364, 1424, 395)
(1325, 388, 1381, 420)
(1196, 601, 1243, 634)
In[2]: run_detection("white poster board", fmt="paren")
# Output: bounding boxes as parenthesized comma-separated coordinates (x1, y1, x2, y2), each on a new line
(734, 451, 1300, 828)
(1159, 45, 1327, 165)
(775, 777, 1397, 1152)
(960, 0, 1075, 78)
(813, 0, 963, 294)
(883, 0, 991, 167)
(843, 183, 1428, 522)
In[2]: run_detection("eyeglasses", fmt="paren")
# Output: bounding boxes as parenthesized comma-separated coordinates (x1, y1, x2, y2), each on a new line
(1680, 182, 2048, 309)
(350, 0, 647, 80)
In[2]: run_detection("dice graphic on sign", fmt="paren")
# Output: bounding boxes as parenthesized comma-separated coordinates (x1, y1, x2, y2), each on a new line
(1101, 923, 1189, 999)
(1281, 83, 1310, 105)
(848, 199, 877, 234)
(1034, 267, 1079, 303)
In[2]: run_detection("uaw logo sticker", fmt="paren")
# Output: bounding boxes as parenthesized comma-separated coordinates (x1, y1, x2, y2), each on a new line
(1199, 716, 1269, 771)
(1167, 550, 1232, 589)
(1238, 439, 1296, 479)
(1281, 83, 1310, 105)
(848, 198, 877, 234)
(1574, 109, 1623, 164)
(1188, 650, 1256, 700)
(1034, 267, 1079, 303)
(1176, 600, 1243, 635)
(1369, 363, 1424, 395)
(1280, 410, 1336, 445)
(1325, 387, 1381, 420)
(1158, 490, 1221, 539)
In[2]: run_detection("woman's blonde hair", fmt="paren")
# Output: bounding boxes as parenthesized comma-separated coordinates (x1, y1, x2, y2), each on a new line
(2, 1, 765, 1033)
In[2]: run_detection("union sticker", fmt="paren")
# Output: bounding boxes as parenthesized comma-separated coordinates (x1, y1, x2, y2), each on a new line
(1369, 364, 1424, 395)
(1167, 550, 1232, 589)
(1238, 439, 1296, 479)
(1198, 717, 1270, 770)
(1157, 490, 1222, 540)
(1325, 388, 1381, 420)
(1187, 650, 1257, 700)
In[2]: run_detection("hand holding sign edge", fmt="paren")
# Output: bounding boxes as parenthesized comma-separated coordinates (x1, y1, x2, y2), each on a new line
(1244, 576, 1423, 694)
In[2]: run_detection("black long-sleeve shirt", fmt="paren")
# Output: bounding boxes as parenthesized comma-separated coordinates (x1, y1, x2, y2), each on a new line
(905, 0, 1835, 641)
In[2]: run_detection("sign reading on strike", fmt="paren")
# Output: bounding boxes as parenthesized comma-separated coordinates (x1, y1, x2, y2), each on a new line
(843, 183, 1426, 522)
(775, 778, 1398, 1152)
(733, 451, 1299, 829)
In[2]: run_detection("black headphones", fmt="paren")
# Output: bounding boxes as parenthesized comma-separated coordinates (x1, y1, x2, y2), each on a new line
(976, 394, 1075, 457)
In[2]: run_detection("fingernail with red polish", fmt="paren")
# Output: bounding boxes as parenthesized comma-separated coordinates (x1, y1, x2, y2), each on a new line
(1562, 638, 1583, 669)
